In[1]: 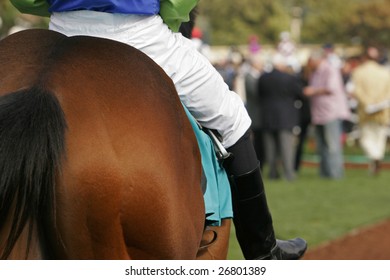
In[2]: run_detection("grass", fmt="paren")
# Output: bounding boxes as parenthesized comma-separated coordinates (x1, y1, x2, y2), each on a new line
(227, 165, 390, 260)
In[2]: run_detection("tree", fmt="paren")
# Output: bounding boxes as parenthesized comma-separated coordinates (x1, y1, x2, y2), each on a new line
(345, 0, 390, 47)
(198, 0, 290, 45)
(197, 0, 390, 47)
(298, 0, 356, 44)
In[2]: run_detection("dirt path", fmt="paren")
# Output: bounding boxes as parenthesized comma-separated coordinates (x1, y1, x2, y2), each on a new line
(303, 219, 390, 260)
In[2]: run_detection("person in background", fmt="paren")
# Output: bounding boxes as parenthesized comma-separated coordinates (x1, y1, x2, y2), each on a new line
(248, 34, 261, 56)
(295, 58, 313, 172)
(243, 57, 266, 168)
(350, 47, 390, 175)
(258, 54, 304, 181)
(304, 49, 351, 179)
(277, 31, 301, 74)
(323, 43, 343, 70)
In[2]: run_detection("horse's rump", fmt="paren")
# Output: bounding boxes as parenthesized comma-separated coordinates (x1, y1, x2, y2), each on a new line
(0, 29, 205, 259)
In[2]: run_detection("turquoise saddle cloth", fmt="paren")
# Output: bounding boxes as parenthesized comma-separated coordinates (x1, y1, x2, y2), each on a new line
(182, 105, 233, 226)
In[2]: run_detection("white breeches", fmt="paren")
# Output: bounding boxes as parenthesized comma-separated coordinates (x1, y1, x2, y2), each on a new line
(49, 11, 251, 148)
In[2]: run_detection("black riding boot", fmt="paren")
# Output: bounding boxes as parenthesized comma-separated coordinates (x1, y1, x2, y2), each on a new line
(225, 130, 307, 260)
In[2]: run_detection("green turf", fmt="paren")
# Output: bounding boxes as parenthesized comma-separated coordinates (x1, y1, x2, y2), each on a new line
(227, 166, 390, 260)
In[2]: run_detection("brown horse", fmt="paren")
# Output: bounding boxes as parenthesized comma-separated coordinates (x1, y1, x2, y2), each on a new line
(0, 29, 230, 260)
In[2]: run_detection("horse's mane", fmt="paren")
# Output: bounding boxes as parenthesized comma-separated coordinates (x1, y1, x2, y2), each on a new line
(0, 87, 67, 259)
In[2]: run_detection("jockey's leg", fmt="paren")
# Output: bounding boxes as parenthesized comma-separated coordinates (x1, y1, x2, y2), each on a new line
(224, 129, 307, 260)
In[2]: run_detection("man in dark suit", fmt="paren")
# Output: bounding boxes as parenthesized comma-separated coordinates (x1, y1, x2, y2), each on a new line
(258, 54, 304, 181)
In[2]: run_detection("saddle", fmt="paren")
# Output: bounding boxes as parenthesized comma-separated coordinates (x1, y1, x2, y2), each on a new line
(182, 105, 233, 227)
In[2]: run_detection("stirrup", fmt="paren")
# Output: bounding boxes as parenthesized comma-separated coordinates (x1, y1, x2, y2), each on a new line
(253, 242, 279, 260)
(199, 228, 218, 250)
(203, 128, 231, 161)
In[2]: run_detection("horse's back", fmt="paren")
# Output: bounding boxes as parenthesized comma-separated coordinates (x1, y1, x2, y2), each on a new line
(0, 29, 204, 259)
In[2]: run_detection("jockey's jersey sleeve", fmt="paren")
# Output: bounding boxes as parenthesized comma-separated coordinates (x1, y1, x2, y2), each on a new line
(10, 0, 199, 32)
(160, 0, 199, 32)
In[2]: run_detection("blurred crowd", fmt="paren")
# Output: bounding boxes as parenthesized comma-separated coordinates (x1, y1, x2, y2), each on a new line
(193, 30, 390, 180)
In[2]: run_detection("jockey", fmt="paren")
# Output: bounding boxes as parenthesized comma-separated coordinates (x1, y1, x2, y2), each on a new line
(11, 0, 307, 260)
